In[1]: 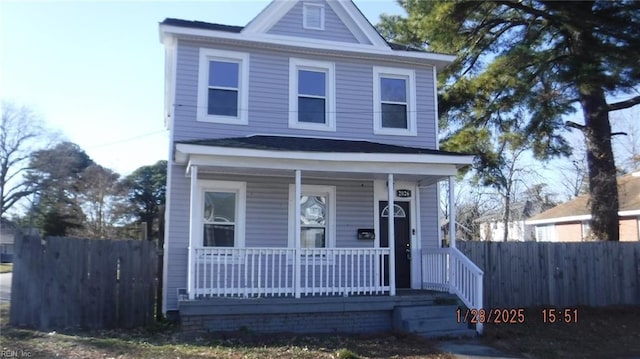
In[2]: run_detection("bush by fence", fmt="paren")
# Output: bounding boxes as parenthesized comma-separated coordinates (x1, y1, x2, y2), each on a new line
(457, 241, 640, 308)
(10, 234, 159, 331)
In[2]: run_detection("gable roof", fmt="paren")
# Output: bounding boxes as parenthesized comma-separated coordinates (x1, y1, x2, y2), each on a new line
(160, 17, 423, 53)
(242, 0, 389, 47)
(526, 172, 640, 225)
(176, 135, 470, 156)
(159, 1, 455, 70)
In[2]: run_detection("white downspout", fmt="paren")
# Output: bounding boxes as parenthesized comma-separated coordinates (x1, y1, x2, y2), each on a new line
(388, 173, 396, 296)
(187, 165, 198, 300)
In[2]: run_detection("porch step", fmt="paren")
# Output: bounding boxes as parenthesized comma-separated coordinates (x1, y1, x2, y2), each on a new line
(393, 304, 476, 339)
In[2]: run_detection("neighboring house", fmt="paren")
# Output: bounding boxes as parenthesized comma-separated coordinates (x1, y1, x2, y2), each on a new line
(0, 218, 17, 262)
(526, 172, 640, 242)
(476, 200, 549, 242)
(159, 0, 478, 334)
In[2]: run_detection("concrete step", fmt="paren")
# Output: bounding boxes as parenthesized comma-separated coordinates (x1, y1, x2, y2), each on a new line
(401, 315, 466, 333)
(394, 304, 476, 338)
(395, 304, 460, 320)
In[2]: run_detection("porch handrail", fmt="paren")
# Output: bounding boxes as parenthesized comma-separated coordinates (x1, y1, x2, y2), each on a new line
(449, 247, 483, 306)
(193, 247, 391, 299)
(421, 246, 484, 334)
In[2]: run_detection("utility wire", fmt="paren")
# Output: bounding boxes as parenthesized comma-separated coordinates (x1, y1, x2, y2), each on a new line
(88, 129, 166, 149)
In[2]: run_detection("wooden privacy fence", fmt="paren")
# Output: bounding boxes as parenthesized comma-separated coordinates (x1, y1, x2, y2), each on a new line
(457, 241, 640, 308)
(10, 234, 159, 331)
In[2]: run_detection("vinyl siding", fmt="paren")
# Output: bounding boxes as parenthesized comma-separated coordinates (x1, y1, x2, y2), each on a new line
(172, 40, 437, 149)
(164, 171, 376, 310)
(164, 164, 190, 311)
(165, 28, 443, 309)
(419, 185, 440, 249)
(268, 0, 364, 44)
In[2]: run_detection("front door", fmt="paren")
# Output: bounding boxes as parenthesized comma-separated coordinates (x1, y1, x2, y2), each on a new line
(380, 201, 411, 289)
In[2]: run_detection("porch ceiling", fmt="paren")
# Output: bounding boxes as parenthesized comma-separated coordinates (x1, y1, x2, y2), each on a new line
(174, 136, 474, 184)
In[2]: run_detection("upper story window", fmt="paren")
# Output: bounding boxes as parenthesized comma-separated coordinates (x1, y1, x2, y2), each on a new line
(197, 49, 249, 125)
(289, 58, 335, 132)
(303, 3, 325, 30)
(373, 66, 417, 136)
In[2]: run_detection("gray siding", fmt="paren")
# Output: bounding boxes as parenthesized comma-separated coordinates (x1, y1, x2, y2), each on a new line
(165, 164, 190, 311)
(268, 0, 364, 44)
(164, 171, 375, 310)
(419, 185, 440, 249)
(166, 18, 443, 309)
(173, 40, 437, 149)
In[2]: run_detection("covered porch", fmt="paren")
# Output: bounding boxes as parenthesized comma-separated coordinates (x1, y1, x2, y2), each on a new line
(174, 136, 481, 327)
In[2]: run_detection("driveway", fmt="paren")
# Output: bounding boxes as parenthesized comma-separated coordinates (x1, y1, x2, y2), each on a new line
(0, 272, 11, 302)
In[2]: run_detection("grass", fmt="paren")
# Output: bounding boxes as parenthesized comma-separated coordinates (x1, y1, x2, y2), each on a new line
(2, 303, 639, 359)
(0, 263, 12, 273)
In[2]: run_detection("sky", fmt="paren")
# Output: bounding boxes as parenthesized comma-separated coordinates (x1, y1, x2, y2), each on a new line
(0, 0, 405, 176)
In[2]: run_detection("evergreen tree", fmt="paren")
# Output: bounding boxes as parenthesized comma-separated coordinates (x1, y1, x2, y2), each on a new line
(378, 1, 640, 240)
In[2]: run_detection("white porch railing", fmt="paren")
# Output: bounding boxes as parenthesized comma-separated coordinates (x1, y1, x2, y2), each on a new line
(194, 247, 391, 298)
(421, 247, 484, 334)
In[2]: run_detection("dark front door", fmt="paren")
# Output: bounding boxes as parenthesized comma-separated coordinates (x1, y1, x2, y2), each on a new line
(380, 201, 411, 289)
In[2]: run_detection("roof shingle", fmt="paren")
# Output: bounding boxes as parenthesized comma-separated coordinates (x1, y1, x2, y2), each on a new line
(528, 173, 640, 222)
(176, 135, 471, 156)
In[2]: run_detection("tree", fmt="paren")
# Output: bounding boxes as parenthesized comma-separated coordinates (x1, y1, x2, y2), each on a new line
(611, 108, 640, 173)
(77, 164, 133, 239)
(0, 101, 49, 218)
(124, 160, 167, 240)
(26, 142, 94, 236)
(379, 1, 640, 240)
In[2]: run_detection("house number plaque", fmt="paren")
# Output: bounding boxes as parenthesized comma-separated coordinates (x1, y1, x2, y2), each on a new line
(396, 189, 411, 198)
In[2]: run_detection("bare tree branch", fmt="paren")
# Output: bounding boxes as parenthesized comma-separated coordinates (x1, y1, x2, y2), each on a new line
(565, 121, 586, 131)
(0, 101, 48, 218)
(608, 95, 640, 112)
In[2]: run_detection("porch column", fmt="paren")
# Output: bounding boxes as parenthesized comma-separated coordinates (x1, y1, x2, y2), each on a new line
(449, 176, 456, 249)
(388, 173, 396, 296)
(187, 165, 198, 300)
(448, 176, 456, 295)
(294, 169, 302, 298)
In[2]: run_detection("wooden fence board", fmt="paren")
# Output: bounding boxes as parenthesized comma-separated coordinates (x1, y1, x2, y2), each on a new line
(10, 234, 158, 330)
(457, 241, 640, 308)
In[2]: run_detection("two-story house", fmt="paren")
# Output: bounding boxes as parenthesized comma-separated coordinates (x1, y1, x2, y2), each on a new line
(160, 0, 480, 336)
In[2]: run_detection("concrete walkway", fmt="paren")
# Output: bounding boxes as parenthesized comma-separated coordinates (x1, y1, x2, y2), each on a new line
(437, 339, 522, 359)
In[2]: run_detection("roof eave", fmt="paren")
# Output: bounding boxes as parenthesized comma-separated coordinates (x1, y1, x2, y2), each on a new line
(174, 143, 473, 167)
(159, 24, 456, 69)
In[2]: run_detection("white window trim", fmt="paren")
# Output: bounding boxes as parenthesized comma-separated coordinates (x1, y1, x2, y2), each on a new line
(287, 184, 336, 248)
(197, 180, 246, 248)
(289, 58, 336, 132)
(373, 66, 417, 136)
(302, 3, 325, 31)
(197, 49, 249, 125)
(535, 224, 556, 242)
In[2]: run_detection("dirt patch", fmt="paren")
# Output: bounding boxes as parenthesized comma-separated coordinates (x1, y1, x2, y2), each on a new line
(3, 304, 639, 358)
(1, 304, 453, 359)
(482, 306, 640, 359)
